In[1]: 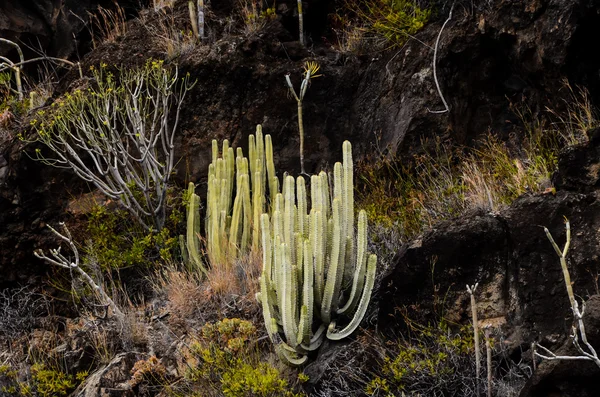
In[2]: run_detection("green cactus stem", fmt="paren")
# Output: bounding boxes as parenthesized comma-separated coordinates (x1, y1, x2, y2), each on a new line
(258, 140, 377, 366)
(183, 125, 278, 273)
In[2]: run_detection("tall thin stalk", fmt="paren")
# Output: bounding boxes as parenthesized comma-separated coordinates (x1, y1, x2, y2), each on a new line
(467, 283, 481, 396)
(285, 61, 321, 175)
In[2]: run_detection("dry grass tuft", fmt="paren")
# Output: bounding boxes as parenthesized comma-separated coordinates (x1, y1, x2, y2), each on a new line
(358, 88, 595, 246)
(88, 1, 128, 48)
(460, 160, 499, 212)
(145, 9, 198, 59)
(153, 265, 204, 328)
(546, 80, 598, 145)
(239, 0, 276, 36)
(152, 0, 176, 12)
(206, 249, 262, 299)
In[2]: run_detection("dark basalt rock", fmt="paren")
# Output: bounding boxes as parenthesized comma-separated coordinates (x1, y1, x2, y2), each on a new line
(553, 127, 600, 192)
(0, 0, 143, 61)
(376, 137, 600, 396)
(519, 295, 600, 397)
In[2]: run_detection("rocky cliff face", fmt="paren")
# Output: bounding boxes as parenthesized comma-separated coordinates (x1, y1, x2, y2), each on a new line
(378, 137, 600, 395)
(0, 0, 145, 59)
(2, 0, 600, 395)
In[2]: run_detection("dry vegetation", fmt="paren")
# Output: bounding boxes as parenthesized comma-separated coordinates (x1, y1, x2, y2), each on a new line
(88, 1, 128, 48)
(357, 85, 595, 254)
(1, 0, 597, 395)
(143, 7, 199, 59)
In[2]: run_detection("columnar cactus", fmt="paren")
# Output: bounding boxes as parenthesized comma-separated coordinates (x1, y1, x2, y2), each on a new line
(184, 181, 207, 274)
(185, 125, 279, 269)
(258, 141, 377, 365)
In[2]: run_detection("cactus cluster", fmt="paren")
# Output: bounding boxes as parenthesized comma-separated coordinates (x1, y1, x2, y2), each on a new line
(258, 141, 377, 365)
(183, 125, 279, 269)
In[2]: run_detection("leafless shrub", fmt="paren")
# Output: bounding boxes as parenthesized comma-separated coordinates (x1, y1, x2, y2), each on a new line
(0, 287, 49, 339)
(535, 220, 600, 368)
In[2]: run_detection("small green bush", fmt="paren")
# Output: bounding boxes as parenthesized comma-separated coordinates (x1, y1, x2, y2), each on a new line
(30, 364, 76, 397)
(0, 71, 30, 118)
(221, 362, 293, 397)
(1, 362, 87, 397)
(344, 0, 431, 49)
(185, 318, 303, 397)
(366, 321, 476, 396)
(85, 194, 182, 270)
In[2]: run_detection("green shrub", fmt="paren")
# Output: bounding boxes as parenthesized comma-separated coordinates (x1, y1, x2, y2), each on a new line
(85, 189, 183, 270)
(343, 0, 431, 49)
(0, 71, 30, 118)
(1, 362, 87, 397)
(221, 362, 294, 397)
(29, 364, 76, 397)
(366, 321, 477, 396)
(185, 318, 303, 397)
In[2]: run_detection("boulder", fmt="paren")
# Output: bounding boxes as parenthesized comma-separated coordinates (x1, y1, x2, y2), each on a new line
(73, 352, 143, 397)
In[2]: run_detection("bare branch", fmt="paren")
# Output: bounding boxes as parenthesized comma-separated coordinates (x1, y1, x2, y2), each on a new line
(535, 220, 600, 368)
(34, 223, 124, 318)
(428, 5, 454, 114)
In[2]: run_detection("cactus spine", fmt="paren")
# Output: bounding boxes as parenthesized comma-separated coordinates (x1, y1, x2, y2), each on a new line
(258, 141, 377, 365)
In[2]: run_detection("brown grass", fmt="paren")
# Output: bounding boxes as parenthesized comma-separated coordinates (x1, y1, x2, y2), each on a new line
(152, 254, 262, 330)
(144, 9, 198, 59)
(152, 0, 176, 12)
(546, 80, 597, 146)
(460, 160, 498, 212)
(153, 265, 204, 327)
(239, 0, 276, 36)
(88, 1, 128, 48)
(206, 249, 262, 299)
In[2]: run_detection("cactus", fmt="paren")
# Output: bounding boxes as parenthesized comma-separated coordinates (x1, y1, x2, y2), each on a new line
(183, 125, 278, 270)
(188, 0, 205, 41)
(184, 182, 208, 274)
(258, 141, 377, 365)
(297, 0, 304, 46)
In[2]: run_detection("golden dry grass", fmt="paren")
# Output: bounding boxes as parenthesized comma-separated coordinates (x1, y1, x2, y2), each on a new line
(88, 1, 128, 48)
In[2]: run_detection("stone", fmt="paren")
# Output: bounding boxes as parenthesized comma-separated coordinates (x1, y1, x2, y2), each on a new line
(73, 352, 144, 397)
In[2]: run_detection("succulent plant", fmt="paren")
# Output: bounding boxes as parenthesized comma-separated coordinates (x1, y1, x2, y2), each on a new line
(258, 141, 377, 365)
